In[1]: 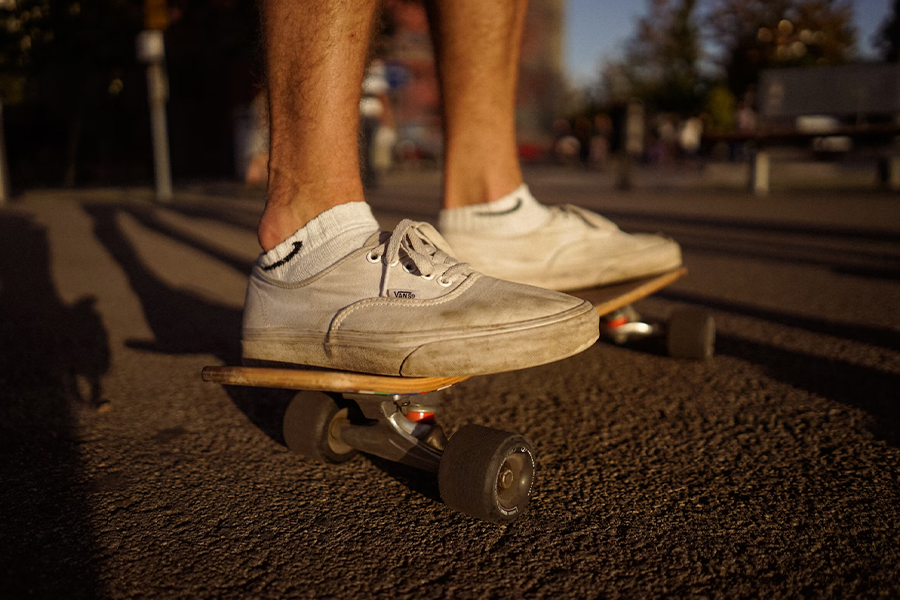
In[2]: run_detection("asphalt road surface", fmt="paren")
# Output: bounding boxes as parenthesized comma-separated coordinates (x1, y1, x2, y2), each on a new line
(2, 170, 898, 598)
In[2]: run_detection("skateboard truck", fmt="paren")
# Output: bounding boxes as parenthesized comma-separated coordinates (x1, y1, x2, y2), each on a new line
(277, 386, 535, 525)
(332, 392, 445, 474)
(601, 305, 660, 345)
(600, 305, 715, 360)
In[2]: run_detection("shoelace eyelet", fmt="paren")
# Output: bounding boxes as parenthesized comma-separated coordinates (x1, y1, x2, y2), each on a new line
(421, 273, 435, 280)
(437, 276, 453, 287)
(366, 251, 381, 263)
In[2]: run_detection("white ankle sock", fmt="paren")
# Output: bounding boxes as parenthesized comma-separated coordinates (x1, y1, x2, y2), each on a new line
(258, 201, 380, 282)
(438, 184, 550, 237)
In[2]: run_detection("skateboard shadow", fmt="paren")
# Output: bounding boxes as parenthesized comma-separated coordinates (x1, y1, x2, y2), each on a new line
(714, 333, 900, 447)
(619, 295, 900, 446)
(0, 211, 107, 598)
(366, 456, 443, 503)
(658, 289, 900, 353)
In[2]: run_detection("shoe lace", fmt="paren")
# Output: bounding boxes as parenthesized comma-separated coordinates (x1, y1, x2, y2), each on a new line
(369, 219, 473, 296)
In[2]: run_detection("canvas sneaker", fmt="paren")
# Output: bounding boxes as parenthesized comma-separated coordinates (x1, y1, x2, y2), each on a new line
(242, 219, 599, 377)
(439, 185, 682, 291)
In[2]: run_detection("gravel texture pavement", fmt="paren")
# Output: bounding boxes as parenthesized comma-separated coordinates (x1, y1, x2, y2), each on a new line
(1, 170, 898, 598)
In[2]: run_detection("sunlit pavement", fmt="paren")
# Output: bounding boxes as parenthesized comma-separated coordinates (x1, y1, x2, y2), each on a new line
(1, 168, 898, 598)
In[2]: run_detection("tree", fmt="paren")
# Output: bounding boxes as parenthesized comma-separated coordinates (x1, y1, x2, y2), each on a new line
(605, 0, 704, 114)
(0, 0, 262, 185)
(0, 0, 145, 184)
(875, 0, 900, 62)
(707, 0, 856, 97)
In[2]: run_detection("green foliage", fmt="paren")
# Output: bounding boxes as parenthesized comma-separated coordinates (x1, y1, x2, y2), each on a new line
(0, 0, 143, 108)
(707, 0, 857, 96)
(597, 0, 857, 126)
(607, 0, 705, 114)
(875, 0, 900, 62)
(703, 84, 736, 133)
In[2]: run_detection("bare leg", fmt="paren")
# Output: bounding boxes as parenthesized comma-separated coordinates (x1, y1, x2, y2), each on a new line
(258, 0, 378, 251)
(429, 1, 682, 291)
(426, 0, 527, 208)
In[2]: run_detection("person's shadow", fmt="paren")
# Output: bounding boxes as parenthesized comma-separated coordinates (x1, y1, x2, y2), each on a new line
(83, 202, 295, 443)
(0, 212, 111, 598)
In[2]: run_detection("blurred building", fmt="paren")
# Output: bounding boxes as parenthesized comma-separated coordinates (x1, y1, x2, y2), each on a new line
(759, 64, 900, 127)
(517, 0, 566, 154)
(0, 0, 567, 187)
(382, 0, 566, 162)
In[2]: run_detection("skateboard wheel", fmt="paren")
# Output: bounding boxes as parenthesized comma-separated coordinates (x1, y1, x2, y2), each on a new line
(667, 307, 715, 360)
(283, 391, 357, 464)
(438, 425, 535, 525)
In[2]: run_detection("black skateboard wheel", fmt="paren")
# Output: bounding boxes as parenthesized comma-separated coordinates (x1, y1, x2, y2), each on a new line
(438, 425, 535, 525)
(667, 307, 715, 360)
(283, 391, 357, 464)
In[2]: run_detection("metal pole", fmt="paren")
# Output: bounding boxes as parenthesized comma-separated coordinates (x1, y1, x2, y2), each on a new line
(751, 149, 770, 195)
(137, 29, 172, 203)
(0, 98, 10, 205)
(147, 61, 172, 202)
(617, 98, 644, 191)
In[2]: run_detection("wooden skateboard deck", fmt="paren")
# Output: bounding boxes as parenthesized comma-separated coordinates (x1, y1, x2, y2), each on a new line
(201, 267, 686, 395)
(569, 266, 686, 316)
(201, 365, 467, 395)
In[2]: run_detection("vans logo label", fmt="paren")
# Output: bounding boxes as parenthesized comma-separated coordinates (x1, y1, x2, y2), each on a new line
(390, 290, 418, 299)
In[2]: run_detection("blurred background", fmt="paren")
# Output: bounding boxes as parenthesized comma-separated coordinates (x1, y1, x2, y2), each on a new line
(0, 0, 895, 192)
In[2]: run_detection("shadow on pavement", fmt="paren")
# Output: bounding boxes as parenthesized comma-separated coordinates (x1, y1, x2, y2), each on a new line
(0, 211, 107, 598)
(81, 202, 444, 497)
(660, 290, 900, 352)
(674, 236, 900, 281)
(83, 202, 294, 445)
(156, 200, 260, 233)
(715, 333, 900, 446)
(641, 288, 900, 445)
(113, 202, 255, 275)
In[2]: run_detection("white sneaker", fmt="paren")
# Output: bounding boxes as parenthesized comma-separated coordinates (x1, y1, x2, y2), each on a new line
(439, 185, 682, 291)
(242, 219, 599, 377)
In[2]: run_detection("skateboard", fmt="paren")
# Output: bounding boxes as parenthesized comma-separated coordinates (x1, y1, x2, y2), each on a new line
(202, 267, 714, 525)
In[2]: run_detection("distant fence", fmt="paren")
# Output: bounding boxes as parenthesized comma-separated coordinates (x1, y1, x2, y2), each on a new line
(705, 64, 900, 194)
(759, 63, 900, 121)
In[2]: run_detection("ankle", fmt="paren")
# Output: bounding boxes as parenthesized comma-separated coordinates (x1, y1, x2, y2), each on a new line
(258, 175, 366, 251)
(442, 163, 523, 209)
(440, 183, 548, 236)
(257, 201, 379, 282)
(258, 208, 303, 252)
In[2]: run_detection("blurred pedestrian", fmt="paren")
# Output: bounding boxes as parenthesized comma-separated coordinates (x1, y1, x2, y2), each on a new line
(359, 59, 395, 188)
(243, 89, 270, 187)
(679, 116, 703, 169)
(589, 113, 612, 170)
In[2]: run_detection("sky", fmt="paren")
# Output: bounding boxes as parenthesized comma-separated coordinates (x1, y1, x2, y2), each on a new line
(564, 0, 894, 86)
